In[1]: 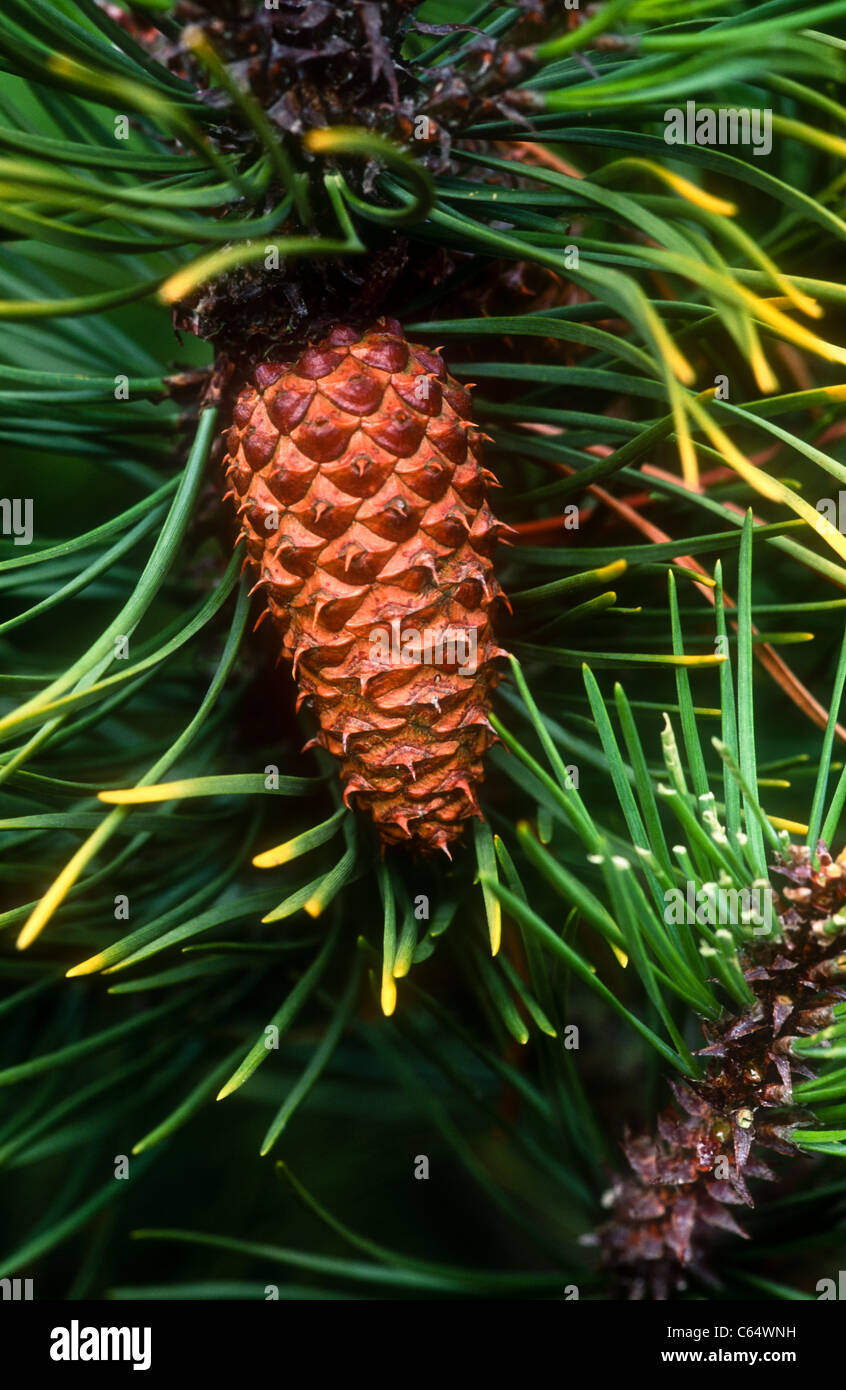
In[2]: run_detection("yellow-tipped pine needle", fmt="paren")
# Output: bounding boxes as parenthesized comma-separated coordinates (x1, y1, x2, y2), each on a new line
(747, 332, 779, 396)
(688, 397, 846, 567)
(381, 970, 397, 1017)
(66, 952, 109, 978)
(771, 115, 846, 163)
(598, 156, 738, 216)
(99, 781, 188, 804)
(17, 823, 114, 950)
(254, 843, 294, 868)
(769, 816, 809, 834)
(252, 808, 346, 868)
(669, 383, 698, 487)
(159, 243, 277, 306)
(642, 298, 696, 387)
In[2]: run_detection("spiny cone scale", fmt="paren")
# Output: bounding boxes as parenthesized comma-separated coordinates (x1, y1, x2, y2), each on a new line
(593, 843, 846, 1299)
(223, 318, 510, 853)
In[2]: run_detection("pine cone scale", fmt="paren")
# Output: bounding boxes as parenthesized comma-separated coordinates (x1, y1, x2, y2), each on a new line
(595, 843, 846, 1297)
(223, 318, 508, 852)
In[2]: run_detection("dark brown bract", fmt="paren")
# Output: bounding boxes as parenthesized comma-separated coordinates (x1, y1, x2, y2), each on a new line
(160, 1, 550, 355)
(592, 843, 846, 1298)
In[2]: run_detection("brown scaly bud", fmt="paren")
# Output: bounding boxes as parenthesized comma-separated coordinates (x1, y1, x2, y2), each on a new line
(591, 843, 846, 1298)
(222, 318, 510, 853)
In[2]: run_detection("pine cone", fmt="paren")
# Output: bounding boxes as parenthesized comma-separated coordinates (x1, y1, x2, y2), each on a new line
(222, 318, 510, 852)
(592, 843, 846, 1298)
